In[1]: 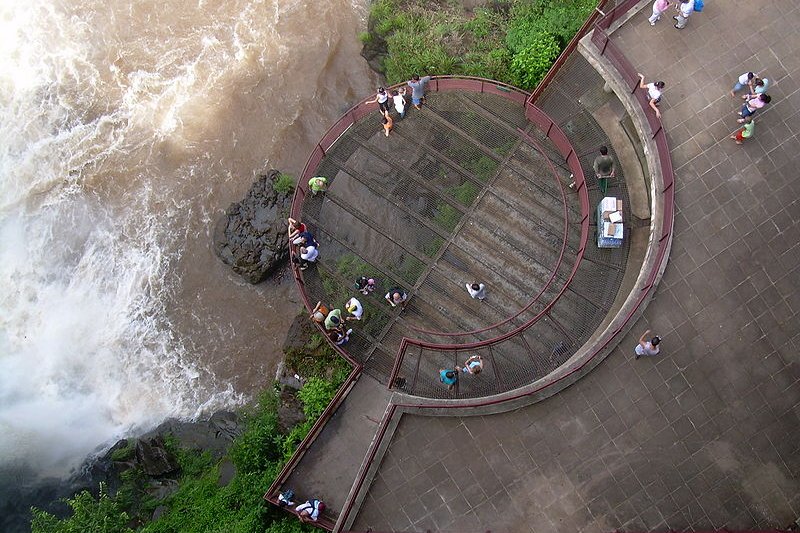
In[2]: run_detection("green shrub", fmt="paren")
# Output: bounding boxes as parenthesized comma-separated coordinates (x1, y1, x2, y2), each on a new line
(298, 378, 338, 420)
(31, 485, 133, 533)
(510, 33, 561, 90)
(110, 440, 135, 462)
(273, 173, 295, 194)
(358, 32, 372, 44)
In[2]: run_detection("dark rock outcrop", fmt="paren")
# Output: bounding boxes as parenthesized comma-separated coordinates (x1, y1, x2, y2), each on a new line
(360, 16, 388, 75)
(140, 411, 242, 461)
(213, 169, 292, 283)
(135, 436, 179, 477)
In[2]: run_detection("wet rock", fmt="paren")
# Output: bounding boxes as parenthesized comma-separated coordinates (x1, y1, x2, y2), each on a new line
(213, 169, 292, 283)
(277, 389, 306, 433)
(135, 437, 179, 477)
(217, 459, 236, 487)
(360, 14, 388, 75)
(141, 411, 242, 461)
(152, 505, 168, 521)
(146, 479, 179, 500)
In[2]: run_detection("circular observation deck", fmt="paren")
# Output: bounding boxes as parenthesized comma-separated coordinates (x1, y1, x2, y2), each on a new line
(291, 77, 632, 399)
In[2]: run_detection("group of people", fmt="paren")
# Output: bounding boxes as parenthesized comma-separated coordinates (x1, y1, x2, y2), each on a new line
(647, 0, 702, 30)
(277, 489, 325, 523)
(310, 296, 359, 346)
(730, 70, 771, 145)
(367, 74, 432, 137)
(439, 354, 485, 391)
(288, 217, 319, 270)
(635, 67, 772, 148)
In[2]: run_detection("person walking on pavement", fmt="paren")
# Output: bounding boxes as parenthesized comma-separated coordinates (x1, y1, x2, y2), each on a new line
(673, 0, 694, 29)
(648, 0, 670, 25)
(465, 282, 486, 300)
(593, 146, 615, 194)
(637, 73, 665, 119)
(635, 329, 661, 359)
(731, 116, 754, 145)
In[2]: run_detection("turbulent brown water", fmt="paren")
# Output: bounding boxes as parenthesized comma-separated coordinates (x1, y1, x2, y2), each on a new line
(0, 0, 375, 477)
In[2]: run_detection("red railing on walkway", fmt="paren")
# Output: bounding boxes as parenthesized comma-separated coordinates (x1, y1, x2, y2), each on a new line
(335, 1, 676, 528)
(385, 119, 591, 388)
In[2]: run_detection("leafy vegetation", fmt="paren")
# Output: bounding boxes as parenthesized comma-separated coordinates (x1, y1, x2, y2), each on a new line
(273, 173, 296, 195)
(31, 485, 134, 533)
(368, 0, 596, 90)
(32, 348, 350, 533)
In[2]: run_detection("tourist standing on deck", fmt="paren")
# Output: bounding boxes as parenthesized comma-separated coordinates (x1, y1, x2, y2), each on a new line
(407, 74, 432, 110)
(367, 87, 392, 115)
(634, 329, 661, 359)
(637, 73, 665, 119)
(673, 0, 694, 29)
(648, 0, 670, 25)
(593, 146, 616, 194)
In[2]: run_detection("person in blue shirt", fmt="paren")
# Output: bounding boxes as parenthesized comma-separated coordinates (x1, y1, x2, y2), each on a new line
(439, 368, 458, 390)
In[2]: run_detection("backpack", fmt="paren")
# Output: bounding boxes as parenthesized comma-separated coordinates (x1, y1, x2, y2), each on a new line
(278, 489, 295, 507)
(693, 0, 703, 11)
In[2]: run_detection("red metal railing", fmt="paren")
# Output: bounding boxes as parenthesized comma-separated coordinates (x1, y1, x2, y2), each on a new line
(528, 0, 616, 104)
(385, 120, 591, 388)
(336, 2, 676, 529)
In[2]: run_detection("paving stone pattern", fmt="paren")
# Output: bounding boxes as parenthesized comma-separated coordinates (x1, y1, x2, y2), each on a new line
(351, 0, 800, 531)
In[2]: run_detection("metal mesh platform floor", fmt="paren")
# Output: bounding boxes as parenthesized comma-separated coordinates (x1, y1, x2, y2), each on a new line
(297, 84, 631, 399)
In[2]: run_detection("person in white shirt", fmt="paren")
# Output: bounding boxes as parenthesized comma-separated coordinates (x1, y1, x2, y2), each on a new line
(638, 73, 665, 119)
(634, 329, 662, 359)
(673, 0, 694, 29)
(393, 87, 407, 119)
(730, 71, 756, 97)
(297, 245, 318, 270)
(296, 499, 325, 523)
(465, 282, 486, 300)
(345, 297, 364, 321)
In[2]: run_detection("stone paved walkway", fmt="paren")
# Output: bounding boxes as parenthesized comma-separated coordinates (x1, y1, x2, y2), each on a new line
(350, 0, 800, 531)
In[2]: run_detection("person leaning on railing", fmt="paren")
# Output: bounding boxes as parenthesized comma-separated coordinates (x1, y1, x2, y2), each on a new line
(637, 73, 665, 119)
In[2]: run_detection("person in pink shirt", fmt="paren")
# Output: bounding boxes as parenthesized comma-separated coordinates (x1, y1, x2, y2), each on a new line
(738, 93, 771, 122)
(648, 0, 670, 25)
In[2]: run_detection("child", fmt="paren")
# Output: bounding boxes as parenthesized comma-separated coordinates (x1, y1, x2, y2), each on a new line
(382, 111, 393, 137)
(354, 276, 376, 295)
(730, 116, 754, 145)
(393, 88, 407, 119)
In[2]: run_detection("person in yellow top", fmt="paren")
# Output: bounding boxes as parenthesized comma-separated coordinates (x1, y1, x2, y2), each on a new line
(308, 176, 328, 196)
(730, 117, 754, 145)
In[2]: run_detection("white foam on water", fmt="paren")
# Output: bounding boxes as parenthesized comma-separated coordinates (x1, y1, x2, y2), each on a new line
(0, 1, 243, 477)
(0, 0, 373, 478)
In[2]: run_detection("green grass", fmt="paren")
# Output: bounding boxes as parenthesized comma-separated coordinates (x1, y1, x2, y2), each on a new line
(273, 173, 295, 195)
(367, 0, 596, 90)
